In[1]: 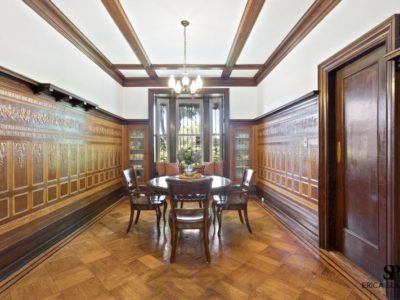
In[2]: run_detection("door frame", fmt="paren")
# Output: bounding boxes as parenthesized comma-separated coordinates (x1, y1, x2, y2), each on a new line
(318, 14, 399, 296)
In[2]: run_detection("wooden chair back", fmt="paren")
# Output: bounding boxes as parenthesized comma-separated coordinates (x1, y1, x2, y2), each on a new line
(122, 168, 139, 195)
(241, 168, 255, 191)
(166, 177, 213, 215)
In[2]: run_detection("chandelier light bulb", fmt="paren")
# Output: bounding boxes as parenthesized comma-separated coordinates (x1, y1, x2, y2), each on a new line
(168, 75, 176, 89)
(174, 80, 182, 94)
(190, 81, 197, 94)
(196, 75, 203, 89)
(182, 73, 190, 86)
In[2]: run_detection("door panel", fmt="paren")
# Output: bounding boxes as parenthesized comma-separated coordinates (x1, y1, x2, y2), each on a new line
(336, 45, 387, 279)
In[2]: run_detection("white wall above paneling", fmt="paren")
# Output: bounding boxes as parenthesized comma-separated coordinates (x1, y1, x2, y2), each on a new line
(121, 87, 257, 120)
(257, 0, 400, 115)
(229, 87, 258, 119)
(122, 87, 151, 119)
(0, 1, 122, 116)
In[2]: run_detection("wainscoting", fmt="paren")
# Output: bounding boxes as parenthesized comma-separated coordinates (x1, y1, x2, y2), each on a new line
(0, 75, 125, 280)
(255, 92, 319, 243)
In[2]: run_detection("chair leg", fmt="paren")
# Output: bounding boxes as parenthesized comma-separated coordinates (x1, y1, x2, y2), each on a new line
(243, 207, 253, 234)
(127, 207, 135, 233)
(198, 201, 202, 208)
(212, 203, 216, 226)
(155, 206, 161, 235)
(238, 210, 244, 224)
(180, 201, 184, 208)
(163, 201, 167, 224)
(170, 224, 177, 263)
(203, 227, 211, 263)
(134, 210, 141, 224)
(217, 207, 223, 236)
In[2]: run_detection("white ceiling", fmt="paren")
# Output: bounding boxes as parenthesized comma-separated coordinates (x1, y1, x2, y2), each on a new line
(49, 0, 317, 78)
(156, 69, 222, 77)
(237, 0, 315, 64)
(120, 69, 149, 77)
(52, 0, 140, 64)
(230, 69, 258, 77)
(120, 0, 247, 64)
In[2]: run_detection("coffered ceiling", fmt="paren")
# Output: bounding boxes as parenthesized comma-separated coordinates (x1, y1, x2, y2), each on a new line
(23, 0, 341, 87)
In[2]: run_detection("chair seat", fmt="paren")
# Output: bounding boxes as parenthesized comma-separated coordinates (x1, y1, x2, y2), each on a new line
(133, 194, 166, 206)
(169, 208, 212, 224)
(213, 194, 246, 206)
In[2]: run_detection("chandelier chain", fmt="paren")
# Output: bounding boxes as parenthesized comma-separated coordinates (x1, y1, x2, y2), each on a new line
(183, 25, 187, 71)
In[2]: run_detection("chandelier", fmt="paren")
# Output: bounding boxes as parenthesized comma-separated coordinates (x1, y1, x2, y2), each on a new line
(168, 20, 203, 95)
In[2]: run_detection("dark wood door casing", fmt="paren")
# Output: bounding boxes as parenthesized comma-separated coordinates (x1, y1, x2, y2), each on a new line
(319, 14, 399, 299)
(335, 45, 387, 279)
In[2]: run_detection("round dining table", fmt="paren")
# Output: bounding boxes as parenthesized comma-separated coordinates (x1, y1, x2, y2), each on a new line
(148, 175, 232, 195)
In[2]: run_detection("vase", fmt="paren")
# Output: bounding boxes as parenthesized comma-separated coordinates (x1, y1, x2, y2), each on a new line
(184, 164, 193, 176)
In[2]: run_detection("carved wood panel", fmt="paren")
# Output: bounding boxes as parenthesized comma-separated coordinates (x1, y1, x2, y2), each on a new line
(257, 97, 319, 231)
(0, 81, 123, 225)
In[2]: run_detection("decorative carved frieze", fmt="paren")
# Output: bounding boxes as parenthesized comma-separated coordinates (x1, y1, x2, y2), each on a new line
(0, 84, 123, 224)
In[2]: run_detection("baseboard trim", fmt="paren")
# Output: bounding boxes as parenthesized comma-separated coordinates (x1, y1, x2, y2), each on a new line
(0, 188, 124, 289)
(253, 198, 386, 299)
(256, 185, 319, 245)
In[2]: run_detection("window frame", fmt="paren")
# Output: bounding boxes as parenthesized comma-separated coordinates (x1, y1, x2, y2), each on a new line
(149, 89, 230, 179)
(175, 98, 204, 160)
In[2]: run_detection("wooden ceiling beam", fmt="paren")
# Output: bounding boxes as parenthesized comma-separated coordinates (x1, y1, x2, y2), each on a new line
(23, 0, 124, 85)
(123, 77, 256, 87)
(101, 0, 158, 79)
(113, 64, 263, 70)
(221, 0, 265, 79)
(254, 0, 341, 84)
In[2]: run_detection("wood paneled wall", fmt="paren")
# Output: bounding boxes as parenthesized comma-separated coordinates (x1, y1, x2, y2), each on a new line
(256, 93, 319, 241)
(0, 77, 124, 279)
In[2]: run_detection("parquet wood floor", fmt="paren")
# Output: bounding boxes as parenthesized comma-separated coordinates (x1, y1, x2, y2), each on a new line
(0, 198, 371, 300)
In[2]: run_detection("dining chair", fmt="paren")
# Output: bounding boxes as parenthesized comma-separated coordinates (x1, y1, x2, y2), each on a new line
(213, 168, 255, 236)
(203, 161, 224, 176)
(122, 168, 167, 235)
(166, 177, 213, 263)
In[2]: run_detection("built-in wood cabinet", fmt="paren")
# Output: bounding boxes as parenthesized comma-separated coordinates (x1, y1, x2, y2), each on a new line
(229, 123, 254, 184)
(127, 124, 149, 183)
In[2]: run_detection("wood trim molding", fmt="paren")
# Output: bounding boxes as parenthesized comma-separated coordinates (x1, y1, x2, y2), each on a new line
(113, 64, 263, 70)
(23, 0, 124, 85)
(221, 0, 265, 78)
(124, 77, 256, 87)
(318, 14, 399, 299)
(254, 0, 341, 84)
(254, 90, 319, 122)
(101, 0, 157, 79)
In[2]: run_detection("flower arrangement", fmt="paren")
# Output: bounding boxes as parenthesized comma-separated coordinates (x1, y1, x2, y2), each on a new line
(176, 147, 202, 166)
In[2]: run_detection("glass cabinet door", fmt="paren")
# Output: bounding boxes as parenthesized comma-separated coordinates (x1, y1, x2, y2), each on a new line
(128, 129, 145, 179)
(234, 128, 250, 178)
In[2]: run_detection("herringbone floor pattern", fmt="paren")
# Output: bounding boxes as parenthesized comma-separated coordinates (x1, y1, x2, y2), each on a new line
(1, 198, 368, 300)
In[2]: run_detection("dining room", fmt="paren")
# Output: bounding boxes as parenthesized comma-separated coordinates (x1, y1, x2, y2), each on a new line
(1, 0, 400, 299)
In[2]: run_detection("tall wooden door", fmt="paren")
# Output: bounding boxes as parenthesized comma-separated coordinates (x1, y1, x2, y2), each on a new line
(335, 44, 387, 279)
